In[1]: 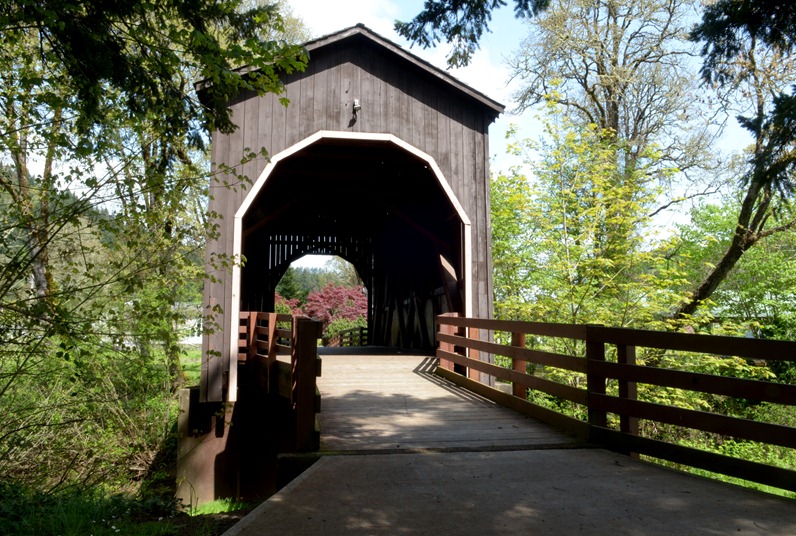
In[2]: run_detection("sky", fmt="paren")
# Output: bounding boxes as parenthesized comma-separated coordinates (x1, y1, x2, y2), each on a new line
(286, 0, 536, 268)
(283, 0, 749, 270)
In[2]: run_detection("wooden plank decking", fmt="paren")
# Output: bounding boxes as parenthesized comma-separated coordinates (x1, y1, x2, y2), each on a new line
(317, 351, 580, 452)
(225, 350, 796, 536)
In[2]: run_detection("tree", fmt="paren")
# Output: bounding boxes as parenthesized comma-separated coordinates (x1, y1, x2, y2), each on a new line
(395, 0, 550, 68)
(276, 266, 305, 302)
(303, 284, 368, 337)
(0, 0, 308, 135)
(674, 2, 796, 319)
(325, 256, 363, 287)
(674, 196, 796, 338)
(507, 0, 719, 180)
(0, 0, 309, 490)
(491, 114, 685, 332)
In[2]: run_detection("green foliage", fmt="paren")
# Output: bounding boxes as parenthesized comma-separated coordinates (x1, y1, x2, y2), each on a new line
(325, 316, 368, 340)
(395, 0, 549, 68)
(0, 0, 309, 136)
(188, 497, 255, 516)
(276, 267, 305, 302)
(673, 197, 796, 338)
(0, 482, 181, 535)
(0, 0, 308, 499)
(492, 115, 685, 329)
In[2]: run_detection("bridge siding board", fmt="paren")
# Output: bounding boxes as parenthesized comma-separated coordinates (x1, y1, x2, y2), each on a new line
(202, 27, 501, 402)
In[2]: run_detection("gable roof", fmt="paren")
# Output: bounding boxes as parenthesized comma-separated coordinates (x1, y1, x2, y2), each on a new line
(306, 24, 505, 116)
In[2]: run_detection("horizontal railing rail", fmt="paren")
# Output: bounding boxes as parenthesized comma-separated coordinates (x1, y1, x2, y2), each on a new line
(436, 313, 796, 494)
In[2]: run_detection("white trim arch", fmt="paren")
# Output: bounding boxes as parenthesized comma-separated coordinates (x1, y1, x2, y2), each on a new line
(227, 131, 473, 401)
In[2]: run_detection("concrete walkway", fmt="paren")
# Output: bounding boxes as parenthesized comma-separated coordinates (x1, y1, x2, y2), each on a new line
(223, 352, 796, 535)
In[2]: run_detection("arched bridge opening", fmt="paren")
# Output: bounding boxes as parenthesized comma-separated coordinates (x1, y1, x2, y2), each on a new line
(237, 133, 470, 351)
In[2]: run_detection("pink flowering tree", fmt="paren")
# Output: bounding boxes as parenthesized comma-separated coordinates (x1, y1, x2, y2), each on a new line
(303, 284, 368, 337)
(274, 292, 304, 316)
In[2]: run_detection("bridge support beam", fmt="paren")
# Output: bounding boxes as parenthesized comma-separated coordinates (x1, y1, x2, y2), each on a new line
(176, 387, 283, 508)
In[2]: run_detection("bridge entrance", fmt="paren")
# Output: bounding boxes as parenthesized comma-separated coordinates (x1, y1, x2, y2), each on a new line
(179, 24, 504, 506)
(234, 132, 471, 352)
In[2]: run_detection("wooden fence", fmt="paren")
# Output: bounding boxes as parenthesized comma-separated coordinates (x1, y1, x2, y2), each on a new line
(436, 313, 796, 494)
(323, 326, 368, 348)
(238, 312, 323, 451)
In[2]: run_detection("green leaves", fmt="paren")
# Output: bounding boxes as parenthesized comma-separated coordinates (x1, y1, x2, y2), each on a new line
(492, 112, 682, 328)
(395, 0, 550, 68)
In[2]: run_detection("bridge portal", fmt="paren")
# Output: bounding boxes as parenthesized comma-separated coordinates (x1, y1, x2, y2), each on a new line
(201, 24, 503, 405)
(179, 24, 503, 505)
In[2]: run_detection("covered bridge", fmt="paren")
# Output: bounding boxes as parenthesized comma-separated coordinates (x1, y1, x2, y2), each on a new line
(200, 24, 504, 404)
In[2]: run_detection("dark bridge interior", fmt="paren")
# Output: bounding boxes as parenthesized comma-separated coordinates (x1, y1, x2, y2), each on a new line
(240, 137, 465, 350)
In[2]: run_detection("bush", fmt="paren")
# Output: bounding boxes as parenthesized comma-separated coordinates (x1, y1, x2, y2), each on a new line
(324, 316, 367, 340)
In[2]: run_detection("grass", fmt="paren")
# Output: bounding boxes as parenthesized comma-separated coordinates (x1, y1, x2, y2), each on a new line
(0, 482, 257, 536)
(0, 484, 180, 536)
(181, 346, 202, 385)
(188, 498, 257, 516)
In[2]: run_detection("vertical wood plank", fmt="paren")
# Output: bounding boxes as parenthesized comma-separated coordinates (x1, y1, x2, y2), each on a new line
(512, 332, 527, 398)
(586, 328, 608, 429)
(468, 327, 480, 380)
(285, 70, 303, 148)
(618, 343, 639, 457)
(326, 50, 342, 130)
(293, 317, 322, 451)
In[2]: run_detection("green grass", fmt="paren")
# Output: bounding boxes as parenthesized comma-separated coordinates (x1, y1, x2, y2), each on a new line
(188, 498, 256, 516)
(0, 484, 180, 536)
(181, 346, 202, 385)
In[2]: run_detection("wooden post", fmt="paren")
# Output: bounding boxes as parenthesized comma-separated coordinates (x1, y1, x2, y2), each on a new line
(468, 327, 480, 380)
(438, 313, 456, 371)
(511, 332, 527, 399)
(266, 313, 278, 394)
(246, 312, 257, 366)
(292, 317, 322, 451)
(586, 327, 607, 429)
(618, 343, 639, 457)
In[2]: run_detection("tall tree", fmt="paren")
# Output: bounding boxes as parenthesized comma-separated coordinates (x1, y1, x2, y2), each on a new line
(674, 1, 796, 319)
(501, 0, 721, 290)
(491, 114, 684, 330)
(0, 0, 309, 489)
(507, 0, 718, 178)
(395, 0, 550, 68)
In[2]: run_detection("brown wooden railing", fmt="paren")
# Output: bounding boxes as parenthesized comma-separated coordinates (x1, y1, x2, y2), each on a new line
(436, 313, 796, 494)
(323, 326, 368, 348)
(238, 312, 323, 451)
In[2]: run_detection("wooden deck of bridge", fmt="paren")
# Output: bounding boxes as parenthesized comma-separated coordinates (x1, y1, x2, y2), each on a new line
(224, 350, 796, 536)
(317, 351, 581, 453)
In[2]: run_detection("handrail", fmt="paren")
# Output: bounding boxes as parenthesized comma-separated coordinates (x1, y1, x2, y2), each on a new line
(238, 311, 323, 451)
(436, 313, 796, 494)
(323, 326, 369, 347)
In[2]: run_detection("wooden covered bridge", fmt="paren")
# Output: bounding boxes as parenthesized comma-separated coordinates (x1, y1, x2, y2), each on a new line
(176, 25, 796, 531)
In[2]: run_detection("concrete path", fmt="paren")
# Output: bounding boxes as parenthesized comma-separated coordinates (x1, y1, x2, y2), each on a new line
(223, 351, 796, 535)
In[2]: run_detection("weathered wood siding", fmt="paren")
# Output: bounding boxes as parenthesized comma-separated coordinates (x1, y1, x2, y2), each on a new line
(202, 27, 501, 402)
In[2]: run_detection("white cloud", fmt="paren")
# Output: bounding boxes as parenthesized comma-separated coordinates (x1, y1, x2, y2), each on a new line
(288, 0, 403, 40)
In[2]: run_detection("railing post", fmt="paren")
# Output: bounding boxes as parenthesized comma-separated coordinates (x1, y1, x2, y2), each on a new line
(511, 332, 527, 399)
(586, 326, 607, 429)
(266, 313, 278, 394)
(468, 327, 480, 381)
(617, 343, 639, 457)
(438, 313, 456, 371)
(292, 317, 323, 451)
(246, 312, 257, 366)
